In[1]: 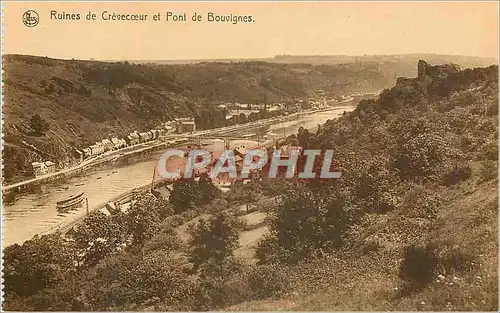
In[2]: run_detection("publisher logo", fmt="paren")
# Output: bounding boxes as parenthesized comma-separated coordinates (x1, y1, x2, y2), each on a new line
(22, 10, 39, 27)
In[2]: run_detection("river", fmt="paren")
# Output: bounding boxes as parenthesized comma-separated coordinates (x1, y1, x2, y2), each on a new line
(2, 106, 354, 248)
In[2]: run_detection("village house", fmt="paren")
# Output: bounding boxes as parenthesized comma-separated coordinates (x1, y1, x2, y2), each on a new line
(83, 148, 92, 159)
(75, 149, 84, 163)
(101, 139, 114, 152)
(31, 160, 56, 177)
(138, 132, 151, 142)
(149, 129, 158, 140)
(125, 132, 140, 146)
(176, 118, 196, 134)
(156, 128, 165, 137)
(111, 137, 126, 150)
(89, 143, 105, 156)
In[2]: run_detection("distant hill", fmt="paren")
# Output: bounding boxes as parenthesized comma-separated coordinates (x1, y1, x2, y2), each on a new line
(124, 53, 497, 75)
(2, 54, 409, 183)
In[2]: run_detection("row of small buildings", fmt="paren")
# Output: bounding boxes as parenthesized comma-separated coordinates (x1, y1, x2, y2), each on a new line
(31, 161, 56, 177)
(80, 129, 166, 159)
(31, 118, 197, 177)
(78, 118, 197, 160)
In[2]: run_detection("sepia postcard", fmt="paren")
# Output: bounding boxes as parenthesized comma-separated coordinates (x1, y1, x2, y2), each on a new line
(1, 1, 499, 311)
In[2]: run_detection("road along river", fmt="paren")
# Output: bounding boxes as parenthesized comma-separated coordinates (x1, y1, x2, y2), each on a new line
(2, 106, 354, 248)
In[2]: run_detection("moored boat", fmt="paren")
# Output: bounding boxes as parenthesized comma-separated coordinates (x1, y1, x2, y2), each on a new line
(56, 192, 85, 213)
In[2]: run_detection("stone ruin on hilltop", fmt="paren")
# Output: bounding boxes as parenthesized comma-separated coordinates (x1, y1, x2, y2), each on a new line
(417, 59, 460, 78)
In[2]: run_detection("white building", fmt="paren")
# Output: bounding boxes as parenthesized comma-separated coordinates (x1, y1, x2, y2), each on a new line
(176, 118, 196, 134)
(90, 143, 104, 156)
(101, 139, 114, 152)
(31, 160, 56, 177)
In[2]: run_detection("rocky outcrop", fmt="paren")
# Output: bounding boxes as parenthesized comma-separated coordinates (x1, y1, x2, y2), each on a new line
(418, 60, 460, 78)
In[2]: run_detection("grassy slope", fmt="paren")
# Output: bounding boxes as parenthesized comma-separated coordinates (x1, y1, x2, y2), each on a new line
(225, 66, 498, 311)
(228, 179, 497, 311)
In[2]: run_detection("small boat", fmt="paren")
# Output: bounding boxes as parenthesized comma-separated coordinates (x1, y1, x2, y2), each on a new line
(56, 192, 85, 213)
(96, 177, 102, 180)
(75, 183, 84, 186)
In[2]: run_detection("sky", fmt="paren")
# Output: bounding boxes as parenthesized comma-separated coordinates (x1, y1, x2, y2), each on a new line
(2, 1, 499, 60)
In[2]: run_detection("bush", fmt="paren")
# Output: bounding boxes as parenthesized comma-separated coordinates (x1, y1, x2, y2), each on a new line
(257, 184, 354, 264)
(188, 213, 240, 271)
(246, 264, 290, 300)
(438, 246, 476, 274)
(3, 233, 74, 297)
(394, 133, 449, 180)
(353, 160, 402, 213)
(85, 251, 195, 310)
(399, 244, 439, 291)
(456, 164, 473, 181)
(190, 275, 234, 310)
(29, 114, 50, 136)
(255, 235, 288, 264)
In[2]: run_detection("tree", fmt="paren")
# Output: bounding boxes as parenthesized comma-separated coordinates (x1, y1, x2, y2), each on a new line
(169, 176, 219, 214)
(123, 194, 174, 250)
(29, 114, 50, 136)
(353, 159, 401, 213)
(84, 251, 194, 310)
(198, 173, 220, 204)
(257, 183, 355, 264)
(226, 180, 261, 212)
(70, 211, 126, 267)
(394, 132, 449, 180)
(188, 213, 240, 272)
(297, 126, 312, 148)
(169, 178, 202, 214)
(3, 233, 74, 297)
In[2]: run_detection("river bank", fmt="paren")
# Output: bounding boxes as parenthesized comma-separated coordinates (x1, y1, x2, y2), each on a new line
(2, 107, 355, 247)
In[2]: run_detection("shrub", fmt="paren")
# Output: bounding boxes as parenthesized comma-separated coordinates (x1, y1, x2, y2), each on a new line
(257, 184, 354, 264)
(399, 244, 439, 291)
(188, 213, 240, 272)
(29, 114, 50, 136)
(353, 160, 402, 213)
(85, 251, 195, 310)
(394, 133, 449, 180)
(246, 264, 290, 300)
(255, 235, 287, 264)
(3, 233, 74, 297)
(142, 229, 183, 254)
(456, 164, 473, 181)
(190, 275, 233, 310)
